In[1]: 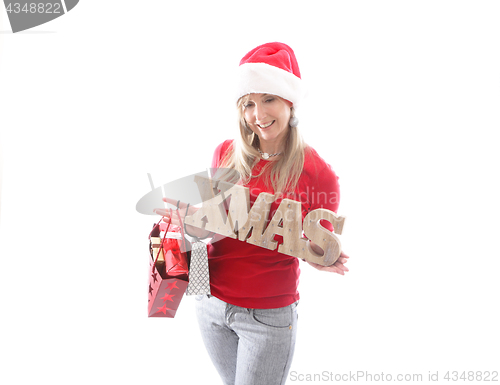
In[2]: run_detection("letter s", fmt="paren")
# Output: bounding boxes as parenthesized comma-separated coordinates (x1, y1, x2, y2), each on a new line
(303, 209, 345, 266)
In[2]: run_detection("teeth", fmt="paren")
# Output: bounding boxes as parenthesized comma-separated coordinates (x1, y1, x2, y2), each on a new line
(259, 121, 274, 128)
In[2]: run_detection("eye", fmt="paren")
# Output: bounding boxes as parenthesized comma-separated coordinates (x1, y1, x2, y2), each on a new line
(264, 97, 275, 103)
(243, 102, 254, 108)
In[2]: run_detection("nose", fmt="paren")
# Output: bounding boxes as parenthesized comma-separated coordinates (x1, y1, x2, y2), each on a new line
(254, 102, 267, 122)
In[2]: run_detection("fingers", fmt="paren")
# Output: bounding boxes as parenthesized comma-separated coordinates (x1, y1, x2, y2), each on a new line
(153, 208, 175, 223)
(152, 208, 183, 229)
(305, 258, 348, 275)
(160, 198, 199, 218)
(154, 205, 194, 228)
(153, 208, 170, 216)
(321, 264, 345, 275)
(162, 197, 191, 210)
(334, 260, 349, 272)
(162, 216, 183, 229)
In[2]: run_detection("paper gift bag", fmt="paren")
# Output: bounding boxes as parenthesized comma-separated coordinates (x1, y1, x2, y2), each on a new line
(148, 211, 191, 318)
(147, 256, 188, 318)
(185, 239, 211, 296)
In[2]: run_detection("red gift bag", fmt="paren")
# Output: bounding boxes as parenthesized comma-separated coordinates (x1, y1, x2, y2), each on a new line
(148, 210, 191, 318)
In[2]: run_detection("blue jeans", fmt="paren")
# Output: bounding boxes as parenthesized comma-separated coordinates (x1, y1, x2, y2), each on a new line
(195, 295, 299, 385)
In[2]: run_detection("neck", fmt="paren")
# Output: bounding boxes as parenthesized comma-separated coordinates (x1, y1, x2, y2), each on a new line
(258, 138, 284, 156)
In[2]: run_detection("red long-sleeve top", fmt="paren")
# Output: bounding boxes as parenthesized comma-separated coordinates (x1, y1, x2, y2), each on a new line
(207, 140, 340, 309)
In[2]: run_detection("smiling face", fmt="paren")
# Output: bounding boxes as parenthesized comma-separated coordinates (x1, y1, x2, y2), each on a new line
(242, 93, 292, 152)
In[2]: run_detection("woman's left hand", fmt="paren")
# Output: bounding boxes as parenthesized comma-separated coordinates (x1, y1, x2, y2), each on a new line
(306, 252, 350, 275)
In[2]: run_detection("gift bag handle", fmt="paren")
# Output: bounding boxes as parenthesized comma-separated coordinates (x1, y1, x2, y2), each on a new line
(151, 209, 173, 272)
(151, 207, 189, 272)
(176, 204, 190, 253)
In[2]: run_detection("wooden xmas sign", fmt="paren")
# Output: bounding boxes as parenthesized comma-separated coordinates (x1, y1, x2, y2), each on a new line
(184, 175, 345, 266)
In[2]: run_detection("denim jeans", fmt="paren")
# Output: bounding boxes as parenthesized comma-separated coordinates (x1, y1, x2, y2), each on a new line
(195, 295, 298, 385)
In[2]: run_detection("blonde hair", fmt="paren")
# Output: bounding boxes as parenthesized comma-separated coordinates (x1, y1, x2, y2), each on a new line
(217, 95, 308, 196)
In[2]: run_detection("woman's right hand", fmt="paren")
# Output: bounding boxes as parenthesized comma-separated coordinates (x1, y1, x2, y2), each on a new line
(154, 197, 212, 239)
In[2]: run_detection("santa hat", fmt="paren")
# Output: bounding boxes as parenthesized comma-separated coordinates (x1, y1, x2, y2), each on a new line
(236, 42, 303, 108)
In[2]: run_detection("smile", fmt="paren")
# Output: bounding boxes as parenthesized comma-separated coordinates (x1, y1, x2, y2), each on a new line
(257, 121, 275, 129)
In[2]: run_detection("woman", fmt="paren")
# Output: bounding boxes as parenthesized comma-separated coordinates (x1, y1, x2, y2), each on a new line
(155, 42, 349, 385)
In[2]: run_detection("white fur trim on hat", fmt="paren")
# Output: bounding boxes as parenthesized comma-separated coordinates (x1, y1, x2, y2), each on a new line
(236, 62, 303, 109)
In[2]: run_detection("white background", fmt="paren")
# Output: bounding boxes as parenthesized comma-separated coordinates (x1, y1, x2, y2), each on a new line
(1, 1, 499, 384)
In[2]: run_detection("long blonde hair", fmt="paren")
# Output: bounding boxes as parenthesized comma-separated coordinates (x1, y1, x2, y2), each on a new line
(217, 95, 308, 196)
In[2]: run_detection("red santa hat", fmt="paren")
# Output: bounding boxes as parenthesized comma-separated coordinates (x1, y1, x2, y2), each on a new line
(236, 42, 303, 108)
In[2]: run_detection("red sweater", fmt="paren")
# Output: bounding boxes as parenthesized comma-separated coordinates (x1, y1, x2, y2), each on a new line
(207, 140, 340, 309)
